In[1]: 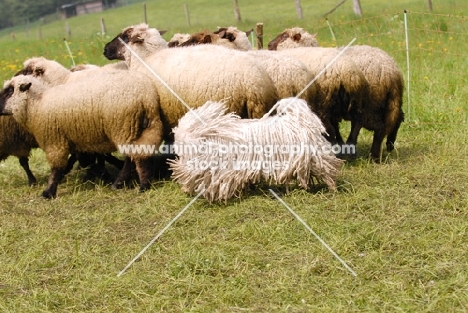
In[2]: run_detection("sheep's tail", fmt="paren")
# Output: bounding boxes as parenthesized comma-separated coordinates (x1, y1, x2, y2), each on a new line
(385, 74, 405, 152)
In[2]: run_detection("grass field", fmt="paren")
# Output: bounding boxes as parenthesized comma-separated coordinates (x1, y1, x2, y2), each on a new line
(1, 0, 468, 312)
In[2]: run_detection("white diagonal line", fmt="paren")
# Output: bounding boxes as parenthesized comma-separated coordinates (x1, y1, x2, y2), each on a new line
(118, 37, 206, 126)
(117, 189, 204, 277)
(269, 189, 358, 277)
(266, 37, 357, 118)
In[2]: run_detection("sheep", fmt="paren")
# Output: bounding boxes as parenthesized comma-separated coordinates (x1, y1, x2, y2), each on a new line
(167, 33, 191, 48)
(0, 117, 38, 186)
(340, 45, 404, 159)
(267, 27, 319, 49)
(15, 56, 126, 86)
(177, 30, 215, 47)
(0, 78, 41, 186)
(272, 47, 369, 146)
(241, 50, 317, 108)
(178, 29, 318, 124)
(15, 56, 126, 179)
(180, 27, 254, 51)
(268, 27, 404, 160)
(103, 23, 279, 136)
(0, 97, 39, 186)
(0, 73, 164, 198)
(181, 27, 367, 147)
(214, 27, 254, 51)
(170, 98, 344, 202)
(70, 63, 100, 72)
(70, 61, 128, 72)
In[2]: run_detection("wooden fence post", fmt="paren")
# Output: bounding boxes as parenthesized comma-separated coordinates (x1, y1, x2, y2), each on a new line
(65, 21, 71, 39)
(427, 0, 433, 12)
(256, 23, 263, 50)
(184, 4, 191, 27)
(295, 0, 303, 19)
(25, 19, 29, 38)
(233, 0, 242, 22)
(352, 0, 363, 17)
(100, 17, 106, 35)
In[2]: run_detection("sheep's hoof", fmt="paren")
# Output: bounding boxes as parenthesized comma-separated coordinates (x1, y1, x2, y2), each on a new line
(138, 183, 151, 193)
(111, 182, 124, 190)
(28, 179, 37, 187)
(41, 190, 55, 199)
(84, 169, 113, 184)
(386, 142, 395, 152)
(370, 155, 381, 163)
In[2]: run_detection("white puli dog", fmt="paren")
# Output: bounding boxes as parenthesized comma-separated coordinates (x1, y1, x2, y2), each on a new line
(169, 98, 344, 202)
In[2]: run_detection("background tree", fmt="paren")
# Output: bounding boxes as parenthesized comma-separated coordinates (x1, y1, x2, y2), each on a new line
(0, 0, 76, 30)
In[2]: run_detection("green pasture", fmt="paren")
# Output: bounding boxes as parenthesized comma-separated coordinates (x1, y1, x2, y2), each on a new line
(1, 0, 467, 311)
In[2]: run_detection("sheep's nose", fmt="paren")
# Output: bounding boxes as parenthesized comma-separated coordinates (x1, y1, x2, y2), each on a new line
(103, 43, 112, 58)
(104, 43, 119, 60)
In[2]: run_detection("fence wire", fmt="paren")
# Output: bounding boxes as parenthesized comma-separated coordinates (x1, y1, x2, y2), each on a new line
(317, 11, 468, 125)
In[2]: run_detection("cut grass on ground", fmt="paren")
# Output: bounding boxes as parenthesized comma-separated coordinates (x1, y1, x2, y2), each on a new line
(1, 0, 468, 312)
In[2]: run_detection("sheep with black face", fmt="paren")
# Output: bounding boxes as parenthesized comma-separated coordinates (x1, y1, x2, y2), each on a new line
(103, 23, 279, 135)
(268, 27, 404, 161)
(0, 73, 164, 198)
(0, 82, 39, 186)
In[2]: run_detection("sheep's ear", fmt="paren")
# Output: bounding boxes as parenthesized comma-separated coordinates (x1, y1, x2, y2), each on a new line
(121, 27, 134, 43)
(19, 82, 32, 92)
(15, 64, 34, 76)
(214, 28, 227, 35)
(125, 27, 134, 36)
(168, 41, 178, 48)
(216, 29, 226, 38)
(14, 68, 28, 76)
(202, 34, 212, 43)
(159, 30, 167, 35)
(130, 35, 144, 43)
(245, 29, 254, 36)
(34, 67, 45, 76)
(226, 32, 236, 42)
(292, 33, 301, 42)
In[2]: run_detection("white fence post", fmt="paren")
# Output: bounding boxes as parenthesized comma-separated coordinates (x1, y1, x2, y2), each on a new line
(404, 10, 411, 121)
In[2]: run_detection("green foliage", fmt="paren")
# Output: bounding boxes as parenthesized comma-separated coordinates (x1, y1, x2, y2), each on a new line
(0, 0, 68, 29)
(1, 0, 468, 312)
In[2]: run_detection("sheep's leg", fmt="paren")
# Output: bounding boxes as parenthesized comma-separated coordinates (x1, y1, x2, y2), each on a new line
(346, 123, 361, 146)
(77, 152, 96, 169)
(41, 167, 65, 199)
(331, 119, 345, 145)
(370, 128, 386, 162)
(85, 154, 113, 183)
(111, 157, 135, 190)
(322, 118, 338, 145)
(134, 158, 154, 192)
(385, 114, 404, 152)
(63, 154, 78, 175)
(103, 154, 124, 170)
(346, 120, 362, 159)
(18, 156, 36, 186)
(75, 153, 99, 181)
